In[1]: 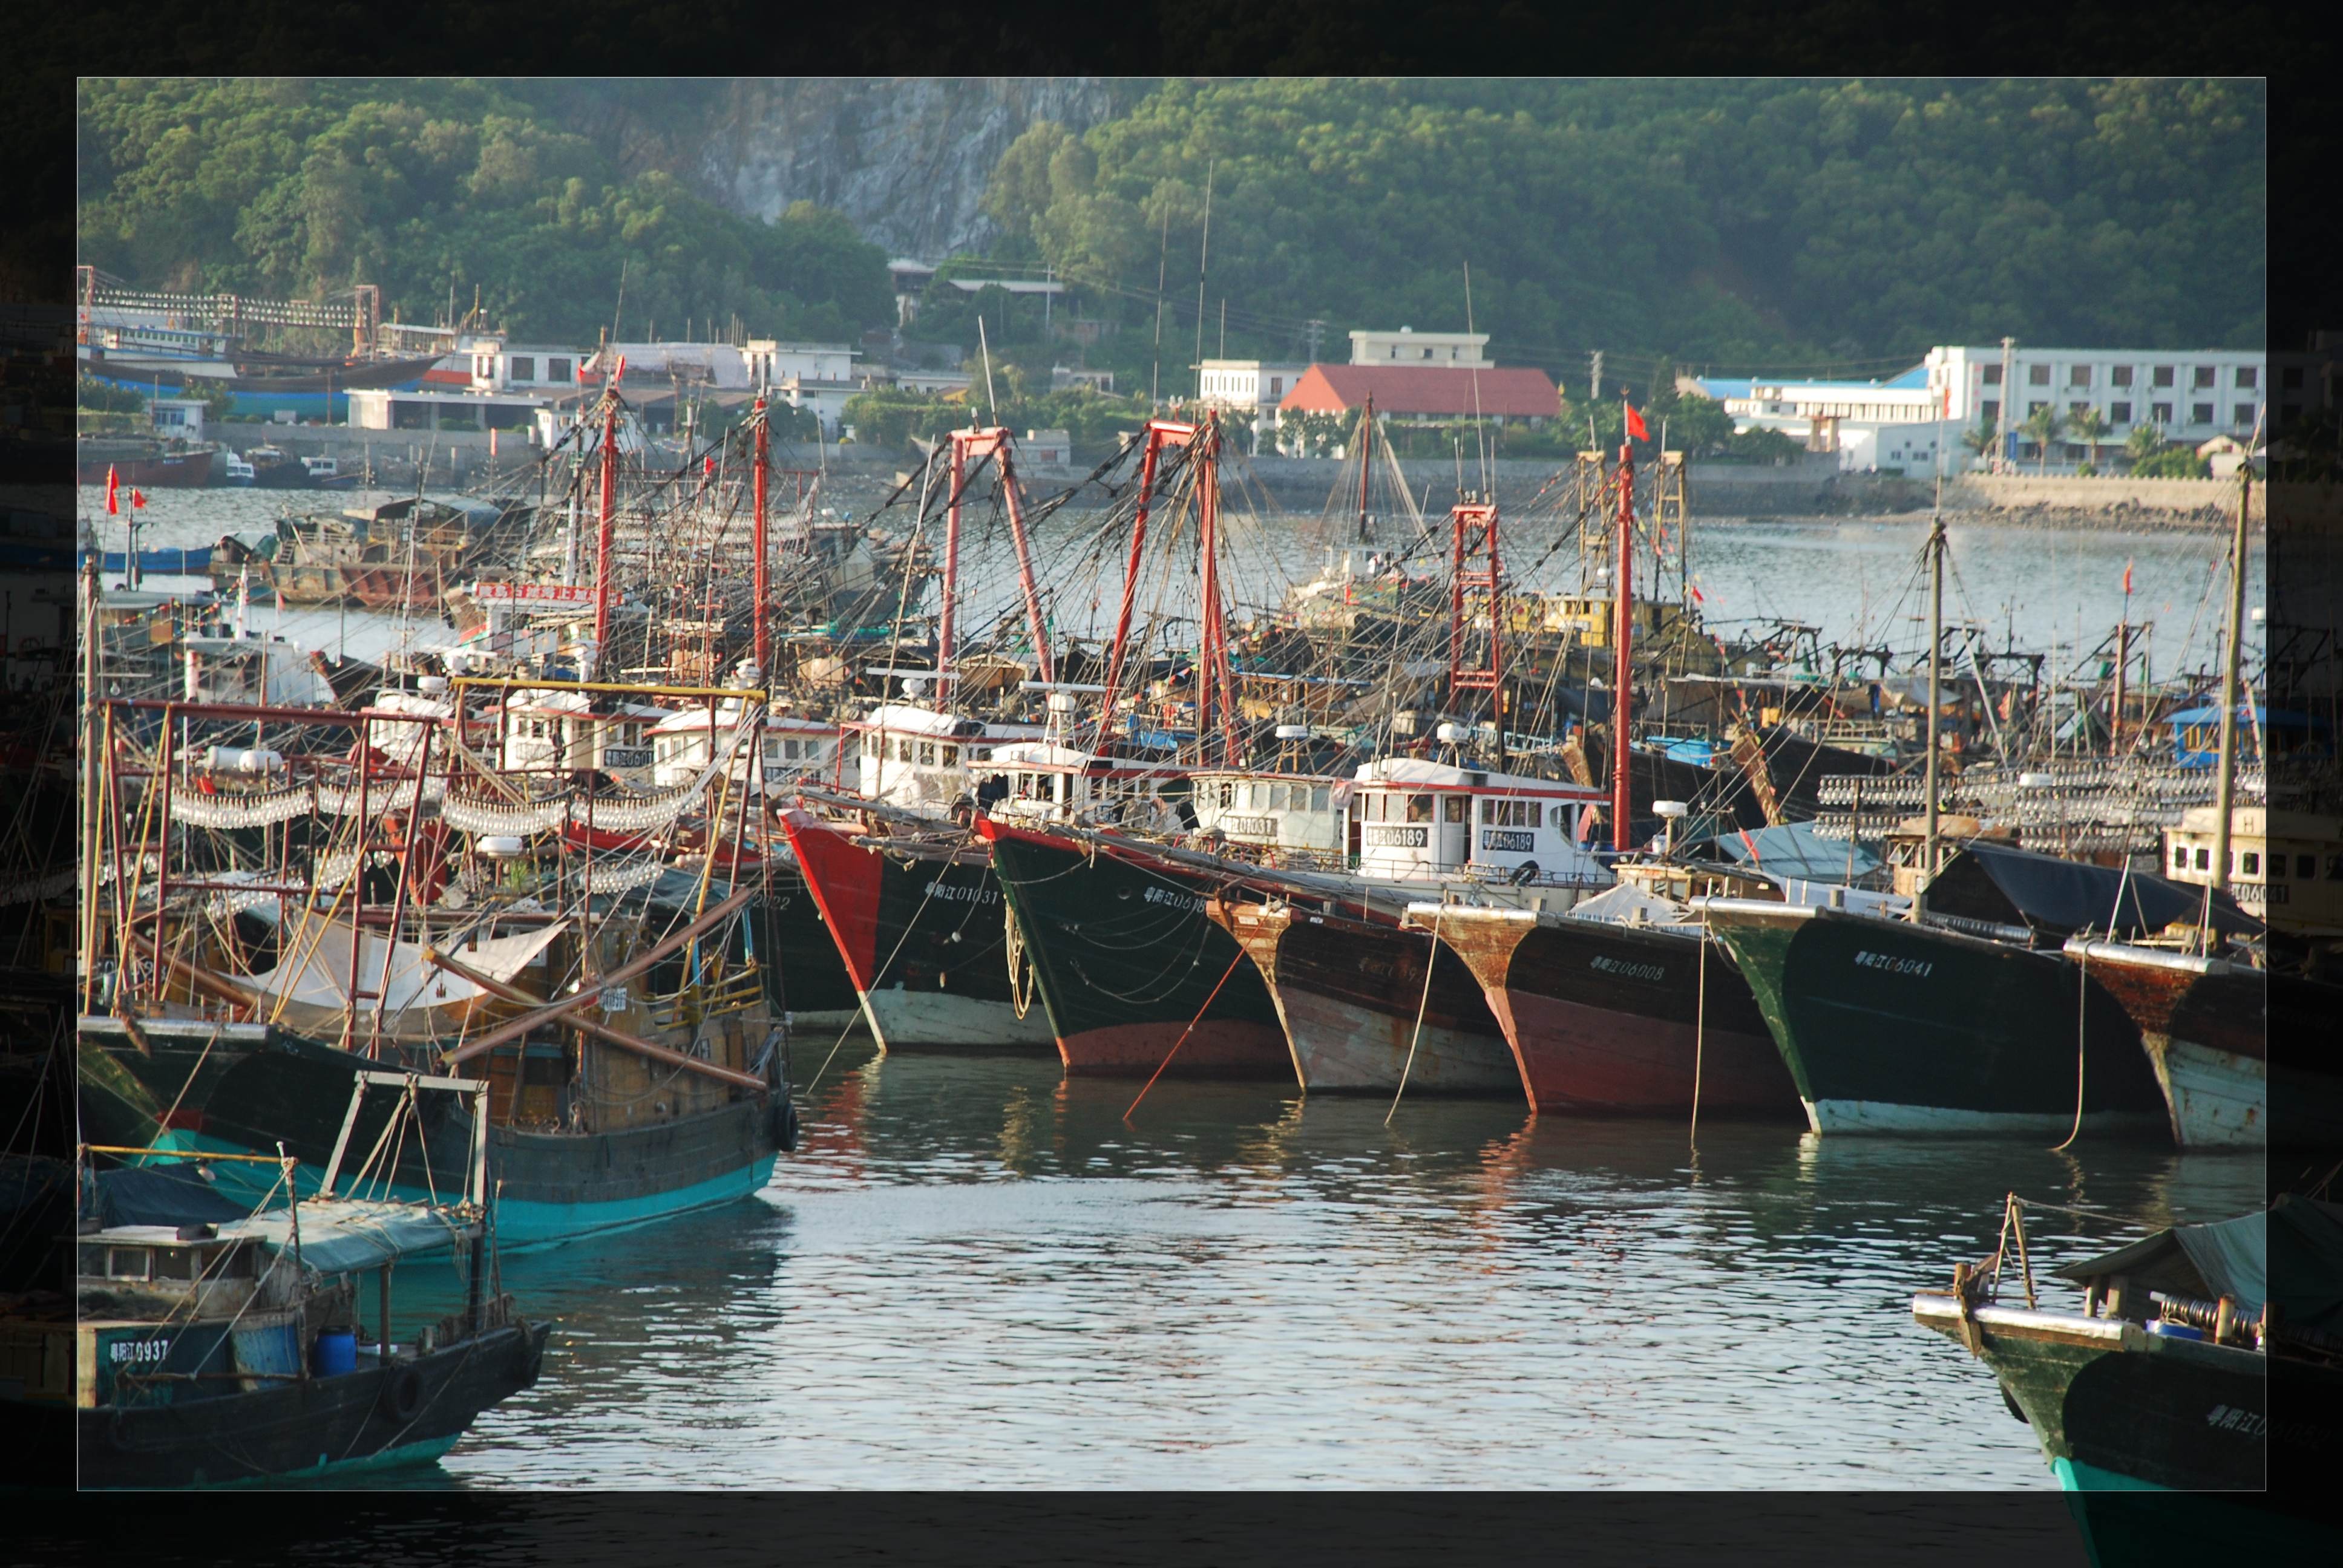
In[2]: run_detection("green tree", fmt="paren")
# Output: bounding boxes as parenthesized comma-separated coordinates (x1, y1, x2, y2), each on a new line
(2123, 421, 2166, 469)
(1961, 416, 1998, 468)
(2068, 407, 2109, 471)
(2020, 404, 2066, 474)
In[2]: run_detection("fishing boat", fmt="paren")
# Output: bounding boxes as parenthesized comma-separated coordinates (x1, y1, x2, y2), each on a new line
(25, 1072, 550, 1488)
(1910, 1194, 2343, 1491)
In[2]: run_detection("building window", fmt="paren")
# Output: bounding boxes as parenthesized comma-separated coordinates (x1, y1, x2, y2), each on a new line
(1423, 348, 1434, 360)
(2111, 366, 2134, 388)
(2235, 403, 2257, 426)
(2069, 401, 2092, 417)
(2152, 401, 2174, 424)
(2236, 366, 2257, 388)
(2173, 845, 2189, 871)
(2111, 402, 2132, 423)
(1981, 399, 1999, 423)
(2068, 365, 2091, 387)
(2195, 846, 2211, 871)
(549, 358, 571, 382)
(2193, 365, 2215, 388)
(2028, 400, 2047, 415)
(2153, 365, 2175, 387)
(510, 356, 536, 382)
(2193, 403, 2215, 425)
(1982, 364, 2002, 385)
(2028, 364, 2050, 385)
(1270, 378, 1282, 395)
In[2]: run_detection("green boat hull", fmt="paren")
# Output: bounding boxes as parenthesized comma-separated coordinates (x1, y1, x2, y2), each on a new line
(1709, 905, 2166, 1136)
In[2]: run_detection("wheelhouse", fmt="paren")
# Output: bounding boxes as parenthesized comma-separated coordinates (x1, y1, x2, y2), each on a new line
(495, 690, 663, 784)
(848, 702, 1043, 815)
(1351, 757, 1609, 887)
(973, 742, 1187, 831)
(1188, 770, 1349, 864)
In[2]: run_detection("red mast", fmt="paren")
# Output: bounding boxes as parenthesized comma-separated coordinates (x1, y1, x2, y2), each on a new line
(1099, 418, 1196, 745)
(1194, 414, 1237, 765)
(1447, 498, 1503, 742)
(592, 390, 618, 671)
(752, 396, 770, 679)
(1611, 440, 1635, 852)
(943, 428, 1055, 694)
(1354, 394, 1375, 540)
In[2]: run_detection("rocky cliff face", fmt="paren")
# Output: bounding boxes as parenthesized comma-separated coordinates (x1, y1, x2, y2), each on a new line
(693, 78, 1127, 260)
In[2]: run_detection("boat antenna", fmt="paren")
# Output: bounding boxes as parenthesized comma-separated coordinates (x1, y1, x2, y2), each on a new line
(1465, 260, 1490, 496)
(2203, 409, 2260, 948)
(1193, 158, 1214, 403)
(978, 316, 1000, 425)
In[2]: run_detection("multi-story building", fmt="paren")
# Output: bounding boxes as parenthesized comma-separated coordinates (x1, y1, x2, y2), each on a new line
(1924, 344, 2266, 466)
(1196, 359, 1312, 437)
(1348, 327, 1492, 368)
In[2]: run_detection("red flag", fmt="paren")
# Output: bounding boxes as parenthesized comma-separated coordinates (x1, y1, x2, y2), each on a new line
(1689, 584, 1706, 604)
(131, 488, 146, 509)
(614, 354, 627, 385)
(1625, 403, 1650, 442)
(703, 455, 715, 477)
(2122, 560, 2133, 595)
(105, 465, 120, 515)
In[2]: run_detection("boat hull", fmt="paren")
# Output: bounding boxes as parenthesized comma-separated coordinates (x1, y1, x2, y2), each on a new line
(78, 1022, 782, 1249)
(778, 809, 1054, 1051)
(76, 1321, 549, 1488)
(1433, 910, 1800, 1116)
(2071, 944, 2266, 1148)
(978, 820, 1293, 1079)
(1210, 902, 1521, 1095)
(1912, 1298, 2264, 1491)
(753, 869, 863, 1030)
(1709, 905, 2167, 1137)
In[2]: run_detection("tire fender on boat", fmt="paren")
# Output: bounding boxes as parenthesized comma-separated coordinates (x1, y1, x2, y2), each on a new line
(380, 1363, 424, 1423)
(773, 1094, 801, 1153)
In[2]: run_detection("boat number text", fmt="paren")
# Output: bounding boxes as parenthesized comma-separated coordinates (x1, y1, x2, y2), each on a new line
(1142, 886, 1206, 913)
(922, 882, 1000, 906)
(1590, 955, 1666, 983)
(1853, 950, 1933, 977)
(1364, 826, 1427, 848)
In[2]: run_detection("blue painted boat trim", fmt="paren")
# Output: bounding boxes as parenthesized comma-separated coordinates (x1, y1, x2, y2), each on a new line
(138, 1132, 776, 1252)
(2054, 1456, 2172, 1492)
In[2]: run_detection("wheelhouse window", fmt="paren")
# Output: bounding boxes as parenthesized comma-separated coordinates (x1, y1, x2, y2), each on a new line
(1406, 794, 1434, 823)
(918, 742, 937, 766)
(1444, 795, 1469, 824)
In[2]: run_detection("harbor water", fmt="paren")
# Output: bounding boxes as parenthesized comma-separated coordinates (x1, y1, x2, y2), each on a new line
(79, 485, 2264, 682)
(399, 1044, 2263, 1489)
(83, 482, 2267, 1488)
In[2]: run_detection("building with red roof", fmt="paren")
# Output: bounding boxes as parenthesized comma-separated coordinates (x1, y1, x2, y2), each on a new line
(1278, 364, 1562, 424)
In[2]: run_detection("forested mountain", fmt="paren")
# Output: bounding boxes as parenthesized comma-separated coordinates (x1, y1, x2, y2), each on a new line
(77, 77, 2262, 373)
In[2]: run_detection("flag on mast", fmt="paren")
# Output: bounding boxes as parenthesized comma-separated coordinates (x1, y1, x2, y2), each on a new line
(105, 465, 120, 515)
(1624, 403, 1649, 442)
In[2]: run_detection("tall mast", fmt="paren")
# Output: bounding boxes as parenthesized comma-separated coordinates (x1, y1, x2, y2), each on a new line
(1098, 422, 1181, 744)
(1196, 414, 1237, 765)
(994, 440, 1056, 687)
(1920, 512, 1946, 905)
(937, 427, 968, 704)
(1611, 440, 1635, 852)
(1355, 394, 1375, 541)
(2209, 456, 2253, 906)
(591, 390, 618, 676)
(752, 396, 770, 681)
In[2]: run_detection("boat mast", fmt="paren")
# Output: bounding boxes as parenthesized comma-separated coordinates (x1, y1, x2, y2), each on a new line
(1196, 413, 1237, 765)
(1920, 511, 1946, 909)
(752, 395, 770, 682)
(1098, 419, 1187, 746)
(2209, 454, 2253, 910)
(1355, 394, 1375, 541)
(591, 385, 618, 678)
(938, 426, 968, 705)
(992, 436, 1055, 686)
(1611, 438, 1635, 852)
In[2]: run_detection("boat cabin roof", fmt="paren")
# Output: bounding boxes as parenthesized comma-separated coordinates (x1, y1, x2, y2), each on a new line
(978, 742, 1185, 780)
(1354, 756, 1602, 799)
(847, 703, 1036, 741)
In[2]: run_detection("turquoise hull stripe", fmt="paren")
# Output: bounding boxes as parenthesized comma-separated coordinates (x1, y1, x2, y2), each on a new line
(2054, 1456, 2173, 1493)
(137, 1132, 775, 1251)
(168, 1434, 465, 1489)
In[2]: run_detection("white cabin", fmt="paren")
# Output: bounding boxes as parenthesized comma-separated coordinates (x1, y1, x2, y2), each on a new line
(1188, 770, 1351, 864)
(972, 742, 1187, 832)
(495, 690, 663, 786)
(179, 633, 330, 710)
(2164, 805, 2342, 937)
(649, 702, 841, 792)
(1351, 757, 1610, 888)
(850, 702, 1044, 816)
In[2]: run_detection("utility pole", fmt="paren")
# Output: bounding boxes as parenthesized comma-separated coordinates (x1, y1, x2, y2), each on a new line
(1996, 336, 2017, 474)
(1305, 319, 1325, 363)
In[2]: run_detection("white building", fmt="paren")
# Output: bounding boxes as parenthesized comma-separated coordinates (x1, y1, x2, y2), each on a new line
(458, 336, 587, 396)
(1348, 328, 1491, 368)
(147, 397, 209, 442)
(1924, 344, 2267, 467)
(1695, 367, 1947, 471)
(1197, 359, 1311, 449)
(348, 386, 550, 436)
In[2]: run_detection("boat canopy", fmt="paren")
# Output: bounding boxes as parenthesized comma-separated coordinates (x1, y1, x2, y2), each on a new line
(1685, 821, 1880, 881)
(1924, 842, 2261, 939)
(221, 1196, 479, 1274)
(2054, 1197, 2343, 1334)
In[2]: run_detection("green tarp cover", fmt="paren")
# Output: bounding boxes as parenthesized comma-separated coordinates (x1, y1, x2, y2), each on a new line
(2051, 1197, 2343, 1328)
(220, 1197, 476, 1275)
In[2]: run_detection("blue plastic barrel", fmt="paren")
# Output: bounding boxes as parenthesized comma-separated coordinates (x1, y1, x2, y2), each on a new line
(2146, 1319, 2204, 1341)
(312, 1327, 358, 1377)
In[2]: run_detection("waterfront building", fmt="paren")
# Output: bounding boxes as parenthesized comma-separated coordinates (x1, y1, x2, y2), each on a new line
(1277, 364, 1561, 426)
(1196, 359, 1311, 446)
(1348, 327, 1493, 368)
(1923, 344, 2266, 467)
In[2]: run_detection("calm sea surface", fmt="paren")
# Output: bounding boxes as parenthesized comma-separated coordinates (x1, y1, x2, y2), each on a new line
(399, 1044, 2261, 1491)
(85, 482, 2266, 1489)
